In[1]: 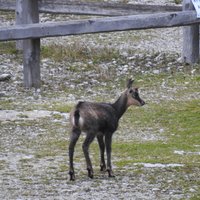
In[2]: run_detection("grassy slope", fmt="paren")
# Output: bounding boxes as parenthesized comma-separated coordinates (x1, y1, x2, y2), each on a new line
(0, 24, 200, 199)
(1, 42, 200, 168)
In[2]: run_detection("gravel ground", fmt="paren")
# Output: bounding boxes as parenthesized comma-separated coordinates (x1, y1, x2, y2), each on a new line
(0, 1, 200, 200)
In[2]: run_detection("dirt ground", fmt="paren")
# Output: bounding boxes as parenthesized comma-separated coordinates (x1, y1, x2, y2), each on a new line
(0, 1, 200, 199)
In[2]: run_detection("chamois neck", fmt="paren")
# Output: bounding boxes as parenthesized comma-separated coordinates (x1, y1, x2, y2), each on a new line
(112, 92, 128, 119)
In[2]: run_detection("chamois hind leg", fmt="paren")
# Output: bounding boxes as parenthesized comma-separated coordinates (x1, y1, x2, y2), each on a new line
(69, 127, 81, 181)
(105, 134, 115, 178)
(82, 133, 96, 179)
(97, 134, 106, 172)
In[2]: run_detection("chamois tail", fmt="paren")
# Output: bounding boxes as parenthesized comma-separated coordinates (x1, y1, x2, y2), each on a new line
(74, 109, 80, 127)
(74, 101, 83, 127)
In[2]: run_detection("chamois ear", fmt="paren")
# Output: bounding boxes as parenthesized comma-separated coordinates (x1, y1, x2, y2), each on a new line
(127, 79, 134, 89)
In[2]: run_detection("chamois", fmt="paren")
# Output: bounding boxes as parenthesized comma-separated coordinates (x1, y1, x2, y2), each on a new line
(68, 79, 145, 180)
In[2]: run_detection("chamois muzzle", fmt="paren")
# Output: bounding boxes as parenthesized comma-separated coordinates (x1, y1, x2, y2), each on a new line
(140, 99, 145, 106)
(130, 87, 145, 106)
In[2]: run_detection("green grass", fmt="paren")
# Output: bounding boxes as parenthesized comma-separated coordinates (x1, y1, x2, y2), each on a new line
(0, 99, 14, 110)
(114, 141, 199, 167)
(112, 98, 200, 168)
(174, 0, 181, 4)
(0, 11, 15, 20)
(50, 102, 74, 113)
(1, 9, 199, 199)
(79, 97, 200, 174)
(41, 43, 122, 63)
(0, 39, 122, 65)
(1, 73, 199, 168)
(0, 41, 19, 55)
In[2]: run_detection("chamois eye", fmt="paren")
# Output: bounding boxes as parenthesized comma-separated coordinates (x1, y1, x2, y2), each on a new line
(134, 92, 139, 98)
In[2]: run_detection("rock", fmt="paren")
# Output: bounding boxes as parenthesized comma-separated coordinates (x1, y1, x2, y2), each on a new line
(189, 188, 196, 193)
(152, 70, 160, 74)
(0, 92, 6, 97)
(0, 74, 12, 82)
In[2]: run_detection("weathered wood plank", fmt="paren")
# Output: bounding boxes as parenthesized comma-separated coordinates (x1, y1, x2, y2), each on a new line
(0, 0, 15, 11)
(0, 0, 182, 16)
(18, 0, 40, 88)
(38, 1, 182, 16)
(23, 39, 41, 88)
(15, 0, 23, 50)
(182, 0, 199, 63)
(0, 11, 199, 42)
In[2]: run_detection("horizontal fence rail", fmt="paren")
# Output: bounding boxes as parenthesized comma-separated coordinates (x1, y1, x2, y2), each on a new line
(0, 0, 182, 16)
(0, 0, 199, 88)
(0, 11, 199, 41)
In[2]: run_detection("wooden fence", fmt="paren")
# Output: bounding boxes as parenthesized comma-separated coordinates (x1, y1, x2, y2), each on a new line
(0, 0, 199, 88)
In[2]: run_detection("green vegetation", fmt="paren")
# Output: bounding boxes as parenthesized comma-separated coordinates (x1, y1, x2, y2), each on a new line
(84, 98, 199, 167)
(0, 41, 19, 55)
(0, 11, 15, 21)
(113, 96, 200, 166)
(22, 91, 199, 169)
(1, 6, 199, 199)
(41, 43, 122, 63)
(49, 102, 74, 113)
(174, 0, 182, 4)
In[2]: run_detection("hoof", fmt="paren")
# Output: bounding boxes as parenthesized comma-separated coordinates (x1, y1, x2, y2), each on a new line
(69, 171, 75, 181)
(100, 164, 106, 172)
(107, 169, 115, 178)
(87, 168, 94, 179)
(108, 174, 115, 178)
(89, 174, 94, 179)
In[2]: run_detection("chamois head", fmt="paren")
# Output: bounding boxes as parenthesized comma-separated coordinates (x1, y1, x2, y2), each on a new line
(126, 79, 145, 107)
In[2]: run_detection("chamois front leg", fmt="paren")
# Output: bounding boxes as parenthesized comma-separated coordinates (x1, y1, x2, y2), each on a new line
(69, 127, 81, 181)
(97, 134, 106, 172)
(105, 134, 115, 178)
(82, 133, 96, 179)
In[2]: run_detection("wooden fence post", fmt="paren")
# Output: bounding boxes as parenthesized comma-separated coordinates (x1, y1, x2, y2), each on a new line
(15, 0, 23, 50)
(16, 0, 40, 88)
(182, 0, 199, 64)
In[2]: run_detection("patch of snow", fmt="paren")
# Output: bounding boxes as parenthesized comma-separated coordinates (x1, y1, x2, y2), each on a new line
(174, 150, 185, 155)
(174, 150, 200, 156)
(0, 153, 34, 171)
(134, 163, 184, 168)
(188, 152, 200, 155)
(0, 110, 69, 121)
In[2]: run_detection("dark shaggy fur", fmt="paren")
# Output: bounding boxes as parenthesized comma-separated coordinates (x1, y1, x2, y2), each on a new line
(68, 79, 145, 180)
